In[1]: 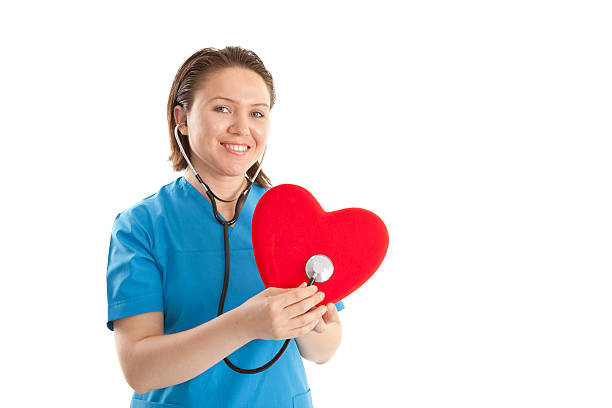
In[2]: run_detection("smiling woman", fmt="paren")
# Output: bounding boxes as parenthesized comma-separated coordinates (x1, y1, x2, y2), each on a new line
(172, 66, 272, 218)
(167, 48, 275, 191)
(106, 46, 345, 408)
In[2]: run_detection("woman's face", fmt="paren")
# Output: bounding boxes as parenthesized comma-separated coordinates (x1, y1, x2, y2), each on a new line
(180, 67, 271, 179)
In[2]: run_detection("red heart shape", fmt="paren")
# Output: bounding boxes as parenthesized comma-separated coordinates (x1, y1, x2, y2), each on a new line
(252, 184, 389, 306)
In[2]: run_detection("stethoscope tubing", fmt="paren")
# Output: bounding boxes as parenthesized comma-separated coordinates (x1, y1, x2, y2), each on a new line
(174, 122, 295, 374)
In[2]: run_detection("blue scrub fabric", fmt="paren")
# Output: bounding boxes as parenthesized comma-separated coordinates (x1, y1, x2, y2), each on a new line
(106, 176, 345, 408)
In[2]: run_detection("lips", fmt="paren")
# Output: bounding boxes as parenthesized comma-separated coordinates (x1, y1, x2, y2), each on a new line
(221, 142, 250, 155)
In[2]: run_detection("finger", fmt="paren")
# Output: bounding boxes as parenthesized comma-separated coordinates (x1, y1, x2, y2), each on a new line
(284, 290, 326, 319)
(289, 305, 327, 331)
(313, 319, 327, 334)
(279, 284, 318, 308)
(263, 286, 293, 297)
(287, 316, 321, 338)
(323, 303, 341, 324)
(308, 317, 323, 334)
(321, 305, 330, 324)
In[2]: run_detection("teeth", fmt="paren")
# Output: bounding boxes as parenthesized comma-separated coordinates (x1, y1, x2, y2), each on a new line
(224, 144, 248, 152)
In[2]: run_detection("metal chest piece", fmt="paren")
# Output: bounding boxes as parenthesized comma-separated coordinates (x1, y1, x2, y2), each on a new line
(305, 254, 334, 283)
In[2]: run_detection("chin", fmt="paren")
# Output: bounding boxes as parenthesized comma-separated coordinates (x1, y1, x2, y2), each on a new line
(223, 166, 249, 177)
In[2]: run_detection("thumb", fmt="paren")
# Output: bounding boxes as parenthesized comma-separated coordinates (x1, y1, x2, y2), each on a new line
(324, 303, 341, 324)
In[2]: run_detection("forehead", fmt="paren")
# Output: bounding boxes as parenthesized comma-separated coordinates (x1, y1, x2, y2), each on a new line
(195, 67, 270, 106)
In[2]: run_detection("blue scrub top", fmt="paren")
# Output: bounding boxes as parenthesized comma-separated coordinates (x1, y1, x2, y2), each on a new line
(106, 176, 345, 408)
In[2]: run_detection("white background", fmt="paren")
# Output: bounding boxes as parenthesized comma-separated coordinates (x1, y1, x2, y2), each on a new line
(1, 1, 610, 407)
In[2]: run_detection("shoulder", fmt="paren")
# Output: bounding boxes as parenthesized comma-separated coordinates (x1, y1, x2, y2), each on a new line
(252, 178, 275, 200)
(245, 183, 272, 213)
(252, 182, 271, 199)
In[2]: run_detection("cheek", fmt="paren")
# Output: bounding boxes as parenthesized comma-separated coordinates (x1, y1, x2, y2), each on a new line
(201, 120, 224, 139)
(254, 123, 270, 144)
(192, 121, 224, 147)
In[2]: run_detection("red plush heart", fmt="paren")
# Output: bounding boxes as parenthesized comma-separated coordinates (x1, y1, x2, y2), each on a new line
(251, 184, 389, 306)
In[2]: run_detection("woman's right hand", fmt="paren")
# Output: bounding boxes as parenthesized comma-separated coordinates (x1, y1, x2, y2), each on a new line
(237, 282, 328, 341)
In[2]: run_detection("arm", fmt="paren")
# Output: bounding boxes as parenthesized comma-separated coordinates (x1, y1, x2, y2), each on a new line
(295, 303, 343, 364)
(113, 308, 251, 394)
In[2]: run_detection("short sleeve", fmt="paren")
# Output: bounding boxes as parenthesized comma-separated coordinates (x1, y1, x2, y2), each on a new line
(106, 212, 164, 331)
(334, 300, 345, 312)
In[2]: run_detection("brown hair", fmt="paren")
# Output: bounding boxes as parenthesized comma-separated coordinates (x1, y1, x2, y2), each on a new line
(167, 46, 275, 188)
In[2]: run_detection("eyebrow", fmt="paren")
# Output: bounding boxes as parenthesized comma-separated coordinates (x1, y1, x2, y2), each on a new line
(208, 96, 269, 108)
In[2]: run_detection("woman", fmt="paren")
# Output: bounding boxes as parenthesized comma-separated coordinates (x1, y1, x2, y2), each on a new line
(106, 46, 345, 408)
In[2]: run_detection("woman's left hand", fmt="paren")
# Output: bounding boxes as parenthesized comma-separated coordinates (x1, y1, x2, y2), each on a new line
(312, 302, 340, 334)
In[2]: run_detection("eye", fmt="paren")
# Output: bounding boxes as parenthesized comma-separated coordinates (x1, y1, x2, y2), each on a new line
(252, 111, 265, 118)
(214, 106, 230, 113)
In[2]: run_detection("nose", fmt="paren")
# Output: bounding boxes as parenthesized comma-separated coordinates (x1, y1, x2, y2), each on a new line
(229, 112, 250, 136)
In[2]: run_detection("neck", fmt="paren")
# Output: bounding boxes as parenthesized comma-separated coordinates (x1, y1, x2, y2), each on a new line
(184, 169, 247, 203)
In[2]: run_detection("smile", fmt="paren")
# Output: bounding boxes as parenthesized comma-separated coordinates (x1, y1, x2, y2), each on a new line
(221, 143, 250, 155)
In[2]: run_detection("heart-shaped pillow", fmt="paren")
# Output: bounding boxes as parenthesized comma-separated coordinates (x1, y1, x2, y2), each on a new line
(251, 184, 389, 306)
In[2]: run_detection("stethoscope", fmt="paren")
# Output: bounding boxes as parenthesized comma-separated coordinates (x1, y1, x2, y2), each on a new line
(174, 122, 334, 374)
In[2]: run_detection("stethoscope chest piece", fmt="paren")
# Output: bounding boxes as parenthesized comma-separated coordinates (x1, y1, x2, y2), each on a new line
(305, 254, 334, 283)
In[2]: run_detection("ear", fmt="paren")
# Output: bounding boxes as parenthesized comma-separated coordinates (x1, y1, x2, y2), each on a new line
(173, 105, 188, 134)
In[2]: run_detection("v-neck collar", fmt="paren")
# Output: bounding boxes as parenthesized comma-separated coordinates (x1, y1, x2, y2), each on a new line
(179, 175, 251, 238)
